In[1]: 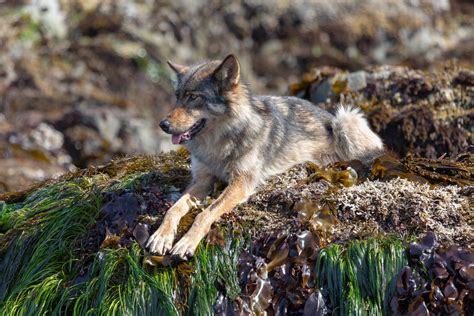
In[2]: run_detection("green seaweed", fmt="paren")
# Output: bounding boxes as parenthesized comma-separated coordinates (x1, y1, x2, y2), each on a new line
(0, 159, 244, 315)
(187, 235, 243, 315)
(315, 237, 408, 315)
(1, 152, 469, 315)
(0, 178, 102, 315)
(63, 244, 178, 316)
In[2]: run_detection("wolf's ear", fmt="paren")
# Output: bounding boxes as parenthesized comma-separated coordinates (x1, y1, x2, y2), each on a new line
(167, 61, 189, 76)
(213, 54, 240, 89)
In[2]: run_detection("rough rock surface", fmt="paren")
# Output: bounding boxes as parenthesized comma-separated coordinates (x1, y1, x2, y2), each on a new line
(1, 0, 474, 191)
(290, 65, 473, 158)
(234, 157, 472, 247)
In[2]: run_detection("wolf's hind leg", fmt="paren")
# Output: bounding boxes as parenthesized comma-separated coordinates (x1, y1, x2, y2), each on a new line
(146, 173, 214, 255)
(171, 172, 255, 259)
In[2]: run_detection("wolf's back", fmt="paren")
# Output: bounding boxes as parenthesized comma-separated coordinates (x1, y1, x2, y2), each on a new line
(331, 106, 383, 162)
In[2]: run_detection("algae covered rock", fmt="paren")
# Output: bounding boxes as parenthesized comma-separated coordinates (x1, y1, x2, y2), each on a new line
(0, 149, 472, 315)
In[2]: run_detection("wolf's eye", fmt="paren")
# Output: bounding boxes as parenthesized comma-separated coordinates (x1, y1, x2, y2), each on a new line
(189, 94, 199, 101)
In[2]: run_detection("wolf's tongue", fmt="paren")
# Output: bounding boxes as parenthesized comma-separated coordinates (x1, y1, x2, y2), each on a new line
(171, 134, 183, 145)
(172, 132, 191, 145)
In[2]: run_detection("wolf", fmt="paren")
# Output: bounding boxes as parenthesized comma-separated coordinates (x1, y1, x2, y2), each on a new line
(146, 55, 383, 259)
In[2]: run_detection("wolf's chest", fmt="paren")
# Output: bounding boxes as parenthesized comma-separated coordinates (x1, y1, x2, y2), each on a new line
(190, 144, 237, 182)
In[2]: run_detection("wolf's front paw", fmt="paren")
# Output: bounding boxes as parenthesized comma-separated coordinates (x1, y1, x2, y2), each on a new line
(146, 227, 175, 255)
(170, 235, 200, 259)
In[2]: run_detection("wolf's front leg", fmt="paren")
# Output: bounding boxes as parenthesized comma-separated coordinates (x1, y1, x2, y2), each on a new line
(146, 174, 214, 255)
(171, 173, 255, 259)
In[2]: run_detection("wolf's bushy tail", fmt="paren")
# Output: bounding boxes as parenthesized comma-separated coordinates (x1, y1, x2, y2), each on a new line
(332, 106, 384, 162)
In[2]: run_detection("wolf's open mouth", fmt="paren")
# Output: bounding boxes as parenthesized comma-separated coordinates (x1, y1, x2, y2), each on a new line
(171, 119, 206, 145)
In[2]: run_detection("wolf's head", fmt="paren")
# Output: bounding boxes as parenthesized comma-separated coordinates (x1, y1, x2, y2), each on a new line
(160, 54, 245, 145)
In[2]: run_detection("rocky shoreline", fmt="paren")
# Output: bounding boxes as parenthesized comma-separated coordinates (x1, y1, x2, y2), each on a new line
(0, 1, 473, 314)
(0, 150, 472, 314)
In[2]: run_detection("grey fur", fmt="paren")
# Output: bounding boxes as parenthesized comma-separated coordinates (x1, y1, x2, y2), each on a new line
(147, 55, 383, 258)
(167, 54, 383, 192)
(184, 90, 383, 185)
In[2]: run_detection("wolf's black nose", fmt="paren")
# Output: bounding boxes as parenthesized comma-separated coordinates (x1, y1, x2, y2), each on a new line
(159, 119, 170, 132)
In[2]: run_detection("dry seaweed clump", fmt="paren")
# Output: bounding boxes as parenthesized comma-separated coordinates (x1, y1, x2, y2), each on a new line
(290, 64, 473, 159)
(329, 178, 472, 246)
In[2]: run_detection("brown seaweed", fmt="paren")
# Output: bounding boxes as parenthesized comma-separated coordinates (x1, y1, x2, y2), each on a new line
(392, 232, 474, 315)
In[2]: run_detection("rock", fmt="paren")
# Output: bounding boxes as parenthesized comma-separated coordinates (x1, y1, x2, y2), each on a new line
(27, 0, 67, 39)
(22, 123, 64, 152)
(55, 105, 162, 168)
(290, 64, 473, 159)
(0, 151, 471, 315)
(0, 122, 73, 193)
(347, 70, 367, 91)
(381, 105, 469, 159)
(0, 158, 64, 193)
(2, 0, 474, 96)
(310, 80, 332, 104)
(0, 0, 473, 191)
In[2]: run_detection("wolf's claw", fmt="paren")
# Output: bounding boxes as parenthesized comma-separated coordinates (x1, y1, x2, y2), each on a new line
(146, 228, 175, 255)
(170, 236, 199, 259)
